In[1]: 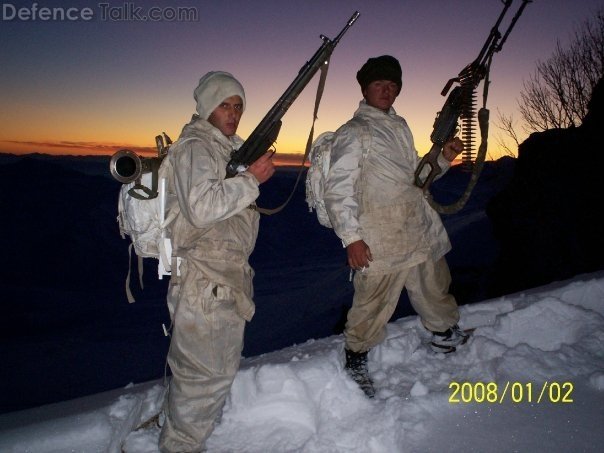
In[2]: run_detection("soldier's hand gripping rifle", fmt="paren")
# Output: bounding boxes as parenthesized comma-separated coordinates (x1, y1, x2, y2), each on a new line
(414, 0, 531, 204)
(225, 11, 360, 178)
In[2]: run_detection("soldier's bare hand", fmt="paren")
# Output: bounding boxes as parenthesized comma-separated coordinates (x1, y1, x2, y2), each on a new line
(347, 240, 373, 270)
(247, 152, 275, 184)
(442, 137, 464, 162)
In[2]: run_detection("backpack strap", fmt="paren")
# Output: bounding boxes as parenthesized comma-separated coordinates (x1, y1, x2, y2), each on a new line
(346, 117, 372, 210)
(158, 176, 172, 276)
(347, 116, 372, 160)
(128, 158, 162, 200)
(125, 243, 137, 303)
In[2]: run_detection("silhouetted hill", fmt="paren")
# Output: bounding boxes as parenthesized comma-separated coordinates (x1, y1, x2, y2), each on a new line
(487, 77, 604, 296)
(0, 156, 124, 289)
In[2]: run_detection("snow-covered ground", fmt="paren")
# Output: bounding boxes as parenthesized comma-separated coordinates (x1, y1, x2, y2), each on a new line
(1, 271, 603, 453)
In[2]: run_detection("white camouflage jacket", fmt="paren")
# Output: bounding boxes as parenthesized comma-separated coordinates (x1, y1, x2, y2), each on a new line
(166, 114, 260, 320)
(324, 100, 452, 274)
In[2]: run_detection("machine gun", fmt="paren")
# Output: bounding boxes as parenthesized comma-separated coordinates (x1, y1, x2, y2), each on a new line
(414, 0, 531, 202)
(225, 11, 360, 177)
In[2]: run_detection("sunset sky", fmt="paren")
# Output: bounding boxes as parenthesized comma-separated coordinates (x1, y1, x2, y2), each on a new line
(1, 0, 601, 162)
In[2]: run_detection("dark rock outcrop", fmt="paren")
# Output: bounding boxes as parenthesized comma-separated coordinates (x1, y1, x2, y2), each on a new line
(487, 78, 604, 296)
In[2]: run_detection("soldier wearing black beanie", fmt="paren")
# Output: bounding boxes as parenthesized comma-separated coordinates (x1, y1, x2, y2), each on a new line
(323, 53, 466, 399)
(356, 55, 402, 94)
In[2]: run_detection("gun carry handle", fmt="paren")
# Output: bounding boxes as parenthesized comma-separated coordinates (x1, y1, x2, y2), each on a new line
(414, 144, 443, 191)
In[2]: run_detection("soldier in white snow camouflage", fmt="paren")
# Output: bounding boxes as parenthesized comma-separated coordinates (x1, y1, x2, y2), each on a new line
(324, 56, 468, 397)
(158, 71, 274, 452)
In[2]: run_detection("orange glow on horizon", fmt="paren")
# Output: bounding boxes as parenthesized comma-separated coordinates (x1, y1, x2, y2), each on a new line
(0, 140, 156, 157)
(0, 141, 496, 167)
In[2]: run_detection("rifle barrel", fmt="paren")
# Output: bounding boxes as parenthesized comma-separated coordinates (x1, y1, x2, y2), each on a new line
(333, 11, 360, 46)
(497, 0, 532, 52)
(225, 12, 359, 176)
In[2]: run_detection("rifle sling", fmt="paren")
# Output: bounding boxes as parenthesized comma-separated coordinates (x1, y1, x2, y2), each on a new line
(256, 57, 331, 216)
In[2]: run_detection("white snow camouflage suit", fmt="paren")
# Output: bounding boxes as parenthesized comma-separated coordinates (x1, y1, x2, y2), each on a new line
(159, 115, 260, 452)
(324, 100, 461, 352)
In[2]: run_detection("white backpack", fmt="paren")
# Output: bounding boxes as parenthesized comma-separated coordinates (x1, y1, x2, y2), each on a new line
(305, 118, 372, 228)
(117, 157, 178, 302)
(116, 136, 199, 302)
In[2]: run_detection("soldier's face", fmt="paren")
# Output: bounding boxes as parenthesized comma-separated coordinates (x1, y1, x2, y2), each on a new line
(363, 80, 399, 112)
(208, 95, 243, 137)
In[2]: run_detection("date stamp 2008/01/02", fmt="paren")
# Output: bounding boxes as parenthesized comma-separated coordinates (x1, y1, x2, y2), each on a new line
(448, 381, 574, 404)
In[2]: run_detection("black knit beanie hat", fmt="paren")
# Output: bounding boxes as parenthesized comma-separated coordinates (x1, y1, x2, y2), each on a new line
(356, 55, 402, 93)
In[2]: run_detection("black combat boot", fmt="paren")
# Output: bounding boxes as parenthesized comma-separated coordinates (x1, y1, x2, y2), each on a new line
(344, 349, 375, 398)
(430, 324, 470, 353)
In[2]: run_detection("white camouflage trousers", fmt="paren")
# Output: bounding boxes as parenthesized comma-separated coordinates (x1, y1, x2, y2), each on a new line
(159, 262, 245, 452)
(345, 257, 460, 353)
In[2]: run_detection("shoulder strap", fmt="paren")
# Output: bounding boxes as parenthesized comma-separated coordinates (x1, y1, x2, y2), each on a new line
(347, 116, 372, 159)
